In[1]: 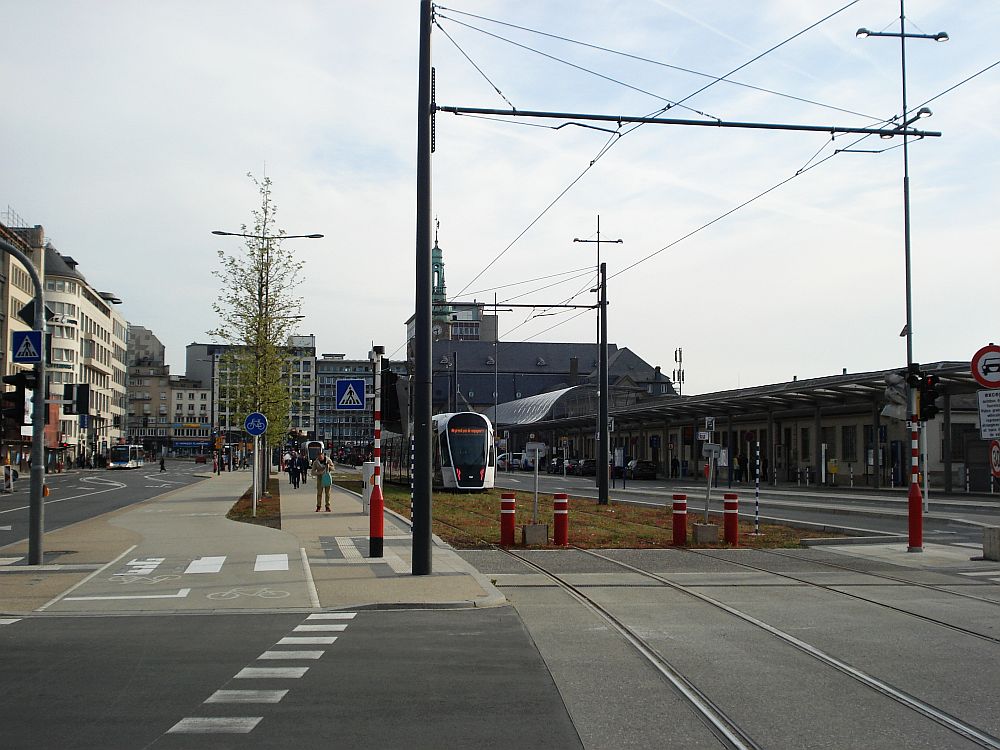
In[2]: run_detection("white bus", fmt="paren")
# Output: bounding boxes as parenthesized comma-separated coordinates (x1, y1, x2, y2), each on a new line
(108, 444, 145, 469)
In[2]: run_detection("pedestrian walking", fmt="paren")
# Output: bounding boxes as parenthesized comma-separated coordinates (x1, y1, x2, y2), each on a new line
(159, 457, 166, 472)
(312, 451, 335, 512)
(298, 453, 310, 489)
(289, 454, 300, 489)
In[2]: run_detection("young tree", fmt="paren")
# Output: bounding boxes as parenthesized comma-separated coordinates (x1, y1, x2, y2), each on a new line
(209, 174, 304, 445)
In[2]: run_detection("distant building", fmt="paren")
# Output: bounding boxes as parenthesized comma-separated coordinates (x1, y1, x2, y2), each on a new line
(316, 353, 407, 448)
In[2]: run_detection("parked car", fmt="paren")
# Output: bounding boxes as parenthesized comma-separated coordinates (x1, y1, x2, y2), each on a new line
(194, 455, 208, 464)
(497, 452, 524, 471)
(564, 458, 580, 475)
(626, 459, 657, 480)
(547, 457, 564, 474)
(577, 458, 597, 476)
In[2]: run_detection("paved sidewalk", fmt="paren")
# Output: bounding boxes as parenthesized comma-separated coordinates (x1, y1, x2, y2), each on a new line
(0, 470, 503, 615)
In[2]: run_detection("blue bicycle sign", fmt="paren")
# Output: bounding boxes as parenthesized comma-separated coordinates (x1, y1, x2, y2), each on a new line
(244, 412, 268, 436)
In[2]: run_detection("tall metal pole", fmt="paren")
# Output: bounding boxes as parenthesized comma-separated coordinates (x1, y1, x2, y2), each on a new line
(412, 0, 434, 575)
(598, 262, 609, 505)
(0, 238, 47, 565)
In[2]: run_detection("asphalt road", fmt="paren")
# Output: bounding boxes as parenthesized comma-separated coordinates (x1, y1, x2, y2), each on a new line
(0, 608, 580, 750)
(0, 463, 214, 557)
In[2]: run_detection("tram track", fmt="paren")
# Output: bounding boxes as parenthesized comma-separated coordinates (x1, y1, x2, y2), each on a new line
(497, 545, 1000, 750)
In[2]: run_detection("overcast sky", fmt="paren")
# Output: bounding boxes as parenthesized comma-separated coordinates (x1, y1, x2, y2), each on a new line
(1, 1, 996, 395)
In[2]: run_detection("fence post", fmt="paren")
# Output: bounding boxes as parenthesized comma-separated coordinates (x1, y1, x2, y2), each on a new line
(672, 494, 687, 546)
(500, 492, 516, 546)
(723, 493, 739, 546)
(553, 492, 568, 546)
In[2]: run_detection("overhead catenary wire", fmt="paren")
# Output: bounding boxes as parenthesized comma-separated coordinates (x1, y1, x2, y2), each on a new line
(449, 0, 865, 299)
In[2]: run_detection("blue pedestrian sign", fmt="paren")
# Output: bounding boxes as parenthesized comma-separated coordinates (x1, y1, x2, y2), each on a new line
(335, 379, 366, 410)
(12, 330, 42, 363)
(244, 411, 268, 436)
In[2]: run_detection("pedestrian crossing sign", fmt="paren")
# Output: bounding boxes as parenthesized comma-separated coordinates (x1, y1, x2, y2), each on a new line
(335, 378, 366, 410)
(12, 330, 42, 363)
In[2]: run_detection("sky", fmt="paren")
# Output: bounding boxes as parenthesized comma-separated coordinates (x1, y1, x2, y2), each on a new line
(1, 0, 997, 395)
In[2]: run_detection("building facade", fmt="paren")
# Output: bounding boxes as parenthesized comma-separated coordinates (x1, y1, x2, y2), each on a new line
(316, 353, 407, 448)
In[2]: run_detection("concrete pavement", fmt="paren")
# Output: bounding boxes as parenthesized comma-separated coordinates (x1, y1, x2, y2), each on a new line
(0, 470, 504, 616)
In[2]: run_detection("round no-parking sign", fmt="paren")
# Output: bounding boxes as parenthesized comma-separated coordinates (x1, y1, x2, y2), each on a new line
(971, 344, 1000, 389)
(991, 440, 1000, 479)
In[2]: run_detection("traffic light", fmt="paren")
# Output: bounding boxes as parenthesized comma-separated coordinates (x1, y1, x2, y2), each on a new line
(905, 362, 922, 389)
(2, 370, 37, 427)
(380, 366, 410, 437)
(919, 374, 941, 421)
(62, 384, 91, 415)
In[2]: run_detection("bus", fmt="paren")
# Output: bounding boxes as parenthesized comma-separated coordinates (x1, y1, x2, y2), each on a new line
(432, 412, 495, 490)
(108, 444, 145, 470)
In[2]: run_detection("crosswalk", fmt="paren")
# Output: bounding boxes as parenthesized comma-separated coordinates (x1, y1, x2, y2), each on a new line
(110, 553, 292, 578)
(958, 569, 1000, 583)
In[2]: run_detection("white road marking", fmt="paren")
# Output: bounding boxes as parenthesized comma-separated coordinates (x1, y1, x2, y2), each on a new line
(168, 717, 262, 734)
(112, 557, 165, 576)
(0, 557, 23, 565)
(301, 547, 320, 609)
(184, 556, 226, 574)
(235, 667, 309, 679)
(258, 650, 325, 660)
(65, 588, 191, 601)
(293, 623, 348, 632)
(205, 690, 287, 704)
(254, 553, 289, 571)
(36, 545, 137, 612)
(277, 636, 338, 645)
(959, 570, 1000, 577)
(307, 612, 357, 620)
(1, 618, 22, 625)
(0, 525, 11, 531)
(335, 537, 363, 560)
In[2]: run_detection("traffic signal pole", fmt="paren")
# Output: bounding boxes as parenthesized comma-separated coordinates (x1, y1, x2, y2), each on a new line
(0, 237, 47, 565)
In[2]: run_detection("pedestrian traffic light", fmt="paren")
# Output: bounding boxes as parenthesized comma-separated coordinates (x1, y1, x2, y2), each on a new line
(919, 374, 941, 421)
(905, 362, 922, 388)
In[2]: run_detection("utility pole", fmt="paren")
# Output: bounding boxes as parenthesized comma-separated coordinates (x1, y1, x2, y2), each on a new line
(574, 218, 621, 505)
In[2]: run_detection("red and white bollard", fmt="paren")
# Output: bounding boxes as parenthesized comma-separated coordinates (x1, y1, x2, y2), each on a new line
(672, 494, 687, 546)
(553, 492, 568, 546)
(723, 492, 739, 546)
(500, 492, 516, 546)
(370, 346, 384, 558)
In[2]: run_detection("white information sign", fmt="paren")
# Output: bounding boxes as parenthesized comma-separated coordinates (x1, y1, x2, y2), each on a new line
(978, 389, 1000, 440)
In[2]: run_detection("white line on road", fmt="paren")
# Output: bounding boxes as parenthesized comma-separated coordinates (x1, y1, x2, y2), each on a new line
(205, 690, 288, 704)
(293, 623, 348, 632)
(258, 650, 325, 660)
(0, 525, 11, 531)
(184, 556, 226, 574)
(36, 545, 137, 612)
(0, 556, 22, 565)
(65, 588, 191, 601)
(301, 547, 320, 609)
(1, 618, 22, 625)
(234, 667, 309, 679)
(306, 612, 357, 620)
(254, 553, 289, 571)
(277, 636, 338, 645)
(168, 717, 262, 734)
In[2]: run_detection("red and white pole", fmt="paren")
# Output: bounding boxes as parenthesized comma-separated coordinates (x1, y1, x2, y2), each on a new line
(370, 346, 385, 558)
(500, 492, 516, 546)
(723, 492, 739, 546)
(553, 492, 568, 546)
(672, 494, 687, 547)
(907, 418, 923, 552)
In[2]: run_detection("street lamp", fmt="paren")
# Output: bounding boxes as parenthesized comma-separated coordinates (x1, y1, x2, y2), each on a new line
(857, 1, 947, 553)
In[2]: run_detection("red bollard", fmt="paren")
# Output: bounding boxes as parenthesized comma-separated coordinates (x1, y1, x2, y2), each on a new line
(723, 493, 739, 546)
(553, 493, 568, 546)
(500, 492, 516, 546)
(672, 494, 687, 546)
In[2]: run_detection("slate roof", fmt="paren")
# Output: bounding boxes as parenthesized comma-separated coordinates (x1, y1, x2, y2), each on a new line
(45, 244, 88, 283)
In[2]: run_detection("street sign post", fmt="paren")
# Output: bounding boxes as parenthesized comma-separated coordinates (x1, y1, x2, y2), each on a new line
(335, 379, 367, 410)
(244, 412, 268, 518)
(11, 331, 42, 363)
(990, 440, 1000, 480)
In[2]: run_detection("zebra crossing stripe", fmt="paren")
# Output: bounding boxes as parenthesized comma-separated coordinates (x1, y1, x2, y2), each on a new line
(293, 623, 348, 632)
(258, 650, 325, 660)
(254, 554, 289, 571)
(168, 717, 262, 734)
(1, 618, 22, 625)
(205, 690, 287, 704)
(235, 667, 308, 679)
(307, 612, 357, 620)
(184, 556, 226, 574)
(277, 636, 338, 645)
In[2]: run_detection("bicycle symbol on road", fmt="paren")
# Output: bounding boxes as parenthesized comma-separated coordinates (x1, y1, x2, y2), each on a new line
(207, 586, 289, 600)
(109, 574, 181, 586)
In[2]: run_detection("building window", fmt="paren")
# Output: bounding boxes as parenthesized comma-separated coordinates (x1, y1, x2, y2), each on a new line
(800, 428, 811, 462)
(841, 425, 857, 463)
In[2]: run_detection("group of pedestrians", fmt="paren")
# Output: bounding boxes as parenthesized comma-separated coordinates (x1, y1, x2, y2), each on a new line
(282, 449, 336, 513)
